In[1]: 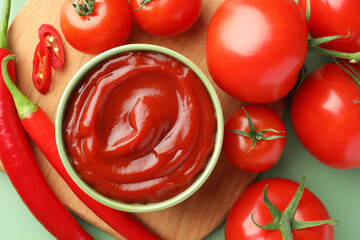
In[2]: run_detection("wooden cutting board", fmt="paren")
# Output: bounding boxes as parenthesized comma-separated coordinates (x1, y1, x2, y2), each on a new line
(0, 0, 286, 239)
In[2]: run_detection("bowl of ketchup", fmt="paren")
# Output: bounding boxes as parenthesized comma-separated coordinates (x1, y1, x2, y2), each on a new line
(55, 44, 224, 212)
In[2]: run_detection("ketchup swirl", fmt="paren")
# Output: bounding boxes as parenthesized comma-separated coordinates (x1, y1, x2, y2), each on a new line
(64, 51, 216, 203)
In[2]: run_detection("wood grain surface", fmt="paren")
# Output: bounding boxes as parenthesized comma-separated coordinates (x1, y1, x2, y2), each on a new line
(0, 0, 286, 239)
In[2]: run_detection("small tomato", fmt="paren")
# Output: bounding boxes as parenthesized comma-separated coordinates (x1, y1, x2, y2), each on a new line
(60, 0, 132, 55)
(223, 105, 286, 173)
(130, 0, 202, 37)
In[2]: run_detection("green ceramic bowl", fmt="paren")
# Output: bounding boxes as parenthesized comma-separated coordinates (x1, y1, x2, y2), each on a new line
(55, 44, 224, 213)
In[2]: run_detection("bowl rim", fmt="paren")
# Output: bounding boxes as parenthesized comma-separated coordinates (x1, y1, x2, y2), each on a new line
(55, 43, 224, 213)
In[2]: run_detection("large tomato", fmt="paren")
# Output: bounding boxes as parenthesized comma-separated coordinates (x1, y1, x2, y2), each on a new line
(60, 0, 132, 55)
(291, 63, 360, 169)
(223, 105, 286, 173)
(206, 0, 308, 103)
(225, 178, 335, 240)
(298, 0, 360, 53)
(130, 0, 202, 37)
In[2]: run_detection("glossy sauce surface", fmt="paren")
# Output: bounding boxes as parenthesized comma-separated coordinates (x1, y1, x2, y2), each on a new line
(64, 51, 216, 203)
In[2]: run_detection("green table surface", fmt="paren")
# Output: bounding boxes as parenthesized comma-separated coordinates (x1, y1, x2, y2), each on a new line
(1, 0, 359, 239)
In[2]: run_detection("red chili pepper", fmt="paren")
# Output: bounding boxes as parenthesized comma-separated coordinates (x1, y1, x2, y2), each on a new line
(4, 60, 161, 240)
(38, 24, 65, 70)
(32, 40, 51, 94)
(1, 55, 94, 240)
(1, 3, 91, 239)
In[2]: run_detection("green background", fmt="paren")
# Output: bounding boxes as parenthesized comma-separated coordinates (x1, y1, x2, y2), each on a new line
(1, 0, 359, 239)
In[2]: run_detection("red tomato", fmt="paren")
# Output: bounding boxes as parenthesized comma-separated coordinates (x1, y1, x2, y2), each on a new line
(299, 0, 360, 53)
(291, 63, 360, 169)
(130, 0, 202, 37)
(223, 105, 286, 173)
(60, 0, 132, 55)
(206, 0, 308, 103)
(225, 178, 335, 240)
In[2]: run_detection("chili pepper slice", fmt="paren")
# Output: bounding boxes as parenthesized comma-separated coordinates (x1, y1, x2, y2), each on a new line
(1, 55, 94, 240)
(32, 40, 51, 94)
(38, 24, 65, 70)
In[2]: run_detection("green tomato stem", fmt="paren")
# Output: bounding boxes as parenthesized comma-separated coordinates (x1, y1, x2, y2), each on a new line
(251, 212, 280, 230)
(333, 58, 360, 88)
(280, 217, 293, 240)
(227, 107, 285, 153)
(305, 0, 310, 22)
(1, 54, 38, 119)
(308, 34, 348, 47)
(72, 0, 95, 17)
(0, 0, 11, 50)
(292, 219, 340, 230)
(134, 0, 153, 11)
(308, 46, 360, 63)
(262, 185, 282, 221)
(283, 177, 306, 219)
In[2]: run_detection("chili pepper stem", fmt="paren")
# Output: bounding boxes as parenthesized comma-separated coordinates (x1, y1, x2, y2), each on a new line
(2, 54, 38, 119)
(0, 0, 11, 50)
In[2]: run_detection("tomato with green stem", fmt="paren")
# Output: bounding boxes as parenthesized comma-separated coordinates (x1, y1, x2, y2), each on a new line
(223, 105, 286, 173)
(291, 62, 360, 169)
(225, 177, 339, 240)
(206, 0, 308, 103)
(130, 0, 202, 37)
(60, 0, 132, 55)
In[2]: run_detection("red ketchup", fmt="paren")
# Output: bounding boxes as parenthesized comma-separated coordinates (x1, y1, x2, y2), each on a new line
(64, 51, 216, 203)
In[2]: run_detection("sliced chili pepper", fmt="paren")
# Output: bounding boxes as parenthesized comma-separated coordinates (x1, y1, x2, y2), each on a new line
(38, 24, 65, 70)
(4, 58, 161, 240)
(32, 40, 51, 94)
(1, 56, 94, 240)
